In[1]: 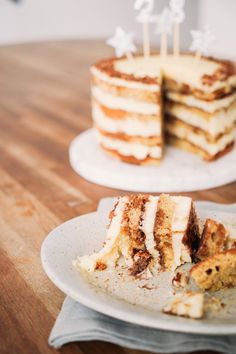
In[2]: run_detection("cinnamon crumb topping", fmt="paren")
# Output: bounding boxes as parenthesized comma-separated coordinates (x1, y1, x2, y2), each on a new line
(94, 57, 160, 85)
(95, 262, 107, 271)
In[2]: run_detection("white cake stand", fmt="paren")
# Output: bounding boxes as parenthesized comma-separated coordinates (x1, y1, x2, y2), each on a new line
(69, 129, 236, 192)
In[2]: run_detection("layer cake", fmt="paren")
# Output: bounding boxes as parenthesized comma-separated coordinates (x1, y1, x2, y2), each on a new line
(91, 55, 236, 164)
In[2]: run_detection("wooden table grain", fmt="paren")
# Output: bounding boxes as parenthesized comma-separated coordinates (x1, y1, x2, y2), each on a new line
(0, 40, 235, 354)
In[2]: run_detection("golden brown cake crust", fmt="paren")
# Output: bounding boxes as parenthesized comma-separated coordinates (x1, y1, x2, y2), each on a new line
(98, 128, 162, 145)
(122, 195, 152, 276)
(101, 146, 161, 165)
(196, 219, 228, 261)
(153, 194, 175, 271)
(93, 56, 160, 85)
(190, 249, 236, 291)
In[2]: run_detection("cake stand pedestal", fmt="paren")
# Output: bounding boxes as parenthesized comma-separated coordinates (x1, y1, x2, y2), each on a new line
(69, 129, 236, 193)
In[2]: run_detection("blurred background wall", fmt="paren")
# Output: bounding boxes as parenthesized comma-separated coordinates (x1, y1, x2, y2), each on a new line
(0, 0, 235, 59)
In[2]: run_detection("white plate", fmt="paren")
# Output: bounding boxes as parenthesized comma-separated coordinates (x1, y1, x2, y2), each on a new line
(69, 129, 236, 193)
(41, 203, 236, 335)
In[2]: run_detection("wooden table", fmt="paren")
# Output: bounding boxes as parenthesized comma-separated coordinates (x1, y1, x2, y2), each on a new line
(0, 40, 235, 354)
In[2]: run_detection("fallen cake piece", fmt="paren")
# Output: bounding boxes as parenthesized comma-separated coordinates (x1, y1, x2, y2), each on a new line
(196, 219, 228, 261)
(190, 249, 236, 291)
(163, 292, 204, 319)
(74, 194, 200, 276)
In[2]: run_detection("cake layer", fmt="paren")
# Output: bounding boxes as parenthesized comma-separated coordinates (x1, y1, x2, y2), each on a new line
(166, 115, 234, 143)
(98, 129, 162, 146)
(165, 118, 234, 157)
(96, 131, 162, 160)
(164, 76, 235, 101)
(141, 196, 161, 271)
(167, 134, 234, 160)
(94, 101, 161, 121)
(91, 65, 161, 92)
(92, 74, 160, 104)
(165, 100, 236, 137)
(93, 102, 161, 137)
(102, 147, 161, 165)
(92, 86, 160, 115)
(152, 194, 198, 271)
(166, 90, 236, 113)
(97, 55, 236, 98)
(121, 195, 152, 275)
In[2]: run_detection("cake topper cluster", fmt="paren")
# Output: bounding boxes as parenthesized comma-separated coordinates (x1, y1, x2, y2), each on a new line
(107, 0, 215, 61)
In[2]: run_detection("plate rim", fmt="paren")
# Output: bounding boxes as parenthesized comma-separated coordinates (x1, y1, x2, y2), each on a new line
(41, 210, 236, 335)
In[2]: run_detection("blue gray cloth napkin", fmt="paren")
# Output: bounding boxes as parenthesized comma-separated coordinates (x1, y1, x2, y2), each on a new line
(49, 198, 236, 353)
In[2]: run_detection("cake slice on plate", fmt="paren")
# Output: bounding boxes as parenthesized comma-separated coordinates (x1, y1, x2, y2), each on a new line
(74, 194, 200, 276)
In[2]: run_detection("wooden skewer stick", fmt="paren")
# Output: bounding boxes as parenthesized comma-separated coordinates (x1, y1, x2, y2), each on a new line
(143, 21, 150, 58)
(126, 52, 134, 62)
(173, 22, 180, 56)
(161, 32, 168, 58)
(193, 50, 201, 64)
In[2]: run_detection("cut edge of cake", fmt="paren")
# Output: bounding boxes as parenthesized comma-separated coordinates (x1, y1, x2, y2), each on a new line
(74, 194, 200, 276)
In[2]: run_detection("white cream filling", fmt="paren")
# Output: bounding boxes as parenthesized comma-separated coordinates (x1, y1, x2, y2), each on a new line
(97, 132, 162, 160)
(91, 66, 160, 92)
(141, 196, 161, 271)
(166, 91, 236, 113)
(92, 86, 160, 115)
(166, 122, 235, 155)
(93, 102, 161, 137)
(141, 195, 193, 272)
(115, 55, 236, 93)
(171, 197, 192, 270)
(76, 197, 128, 271)
(166, 102, 236, 137)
